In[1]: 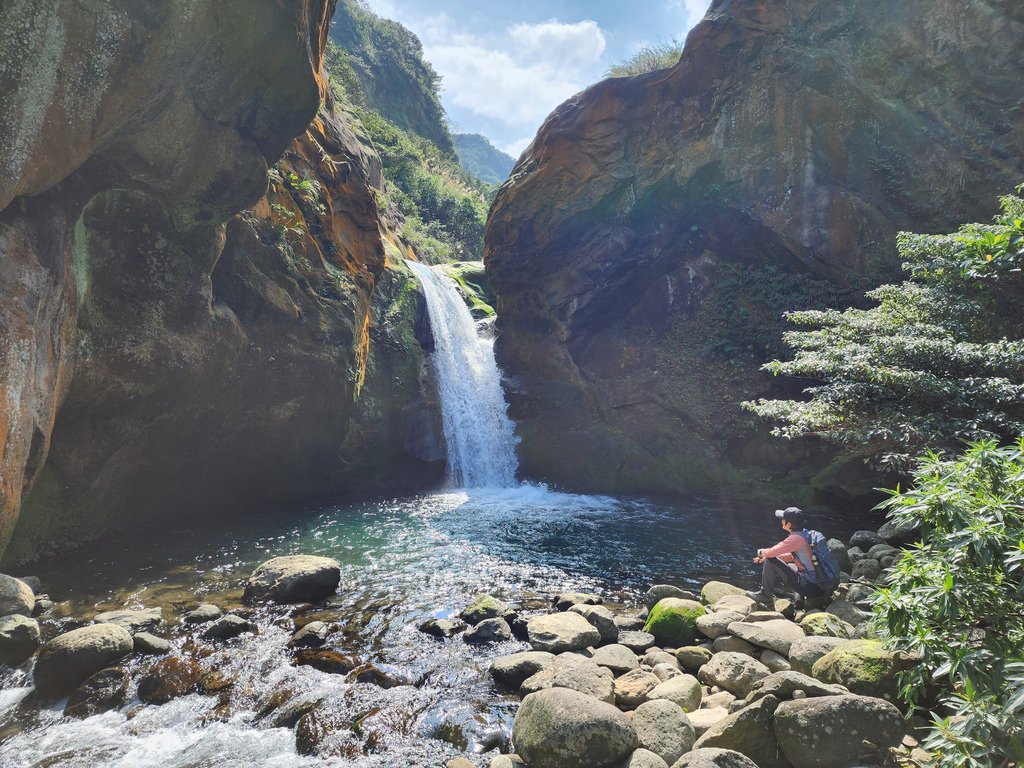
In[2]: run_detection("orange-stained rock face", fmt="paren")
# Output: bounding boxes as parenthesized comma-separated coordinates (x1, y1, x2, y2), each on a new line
(485, 0, 1024, 501)
(0, 0, 442, 563)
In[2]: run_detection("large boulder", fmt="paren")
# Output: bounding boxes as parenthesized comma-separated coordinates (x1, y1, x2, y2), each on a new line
(799, 612, 852, 639)
(592, 643, 641, 675)
(786, 638, 851, 671)
(521, 653, 616, 704)
(244, 556, 340, 604)
(671, 748, 760, 768)
(491, 651, 556, 690)
(463, 617, 512, 644)
(826, 540, 852, 573)
(877, 518, 921, 546)
(137, 656, 202, 704)
(643, 598, 705, 647)
(570, 603, 619, 644)
(700, 582, 746, 606)
(692, 695, 787, 768)
(93, 607, 162, 634)
(527, 612, 602, 653)
(734, 671, 848, 709)
(618, 631, 656, 653)
(726, 619, 805, 655)
(811, 640, 915, 701)
(554, 592, 603, 611)
(460, 594, 513, 625)
(697, 652, 770, 697)
(0, 574, 34, 617)
(645, 585, 699, 609)
(512, 688, 638, 768)
(614, 668, 662, 710)
(696, 611, 745, 640)
(64, 667, 131, 718)
(773, 695, 905, 768)
(33, 624, 134, 696)
(0, 614, 40, 665)
(647, 673, 703, 712)
(825, 600, 872, 628)
(632, 699, 696, 765)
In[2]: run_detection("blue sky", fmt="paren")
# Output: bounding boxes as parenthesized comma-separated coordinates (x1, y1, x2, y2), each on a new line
(363, 0, 712, 158)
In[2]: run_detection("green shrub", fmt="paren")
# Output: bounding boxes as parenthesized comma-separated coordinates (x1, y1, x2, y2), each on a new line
(872, 439, 1024, 767)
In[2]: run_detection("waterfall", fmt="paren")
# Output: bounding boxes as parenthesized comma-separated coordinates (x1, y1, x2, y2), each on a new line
(407, 260, 520, 488)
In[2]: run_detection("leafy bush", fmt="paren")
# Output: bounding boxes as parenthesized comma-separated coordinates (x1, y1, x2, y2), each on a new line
(872, 439, 1024, 767)
(605, 41, 685, 78)
(743, 191, 1024, 471)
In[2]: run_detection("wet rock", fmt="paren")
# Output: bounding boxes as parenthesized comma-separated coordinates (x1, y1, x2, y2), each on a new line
(696, 611, 745, 641)
(521, 652, 615, 704)
(675, 645, 713, 671)
(198, 669, 235, 694)
(464, 617, 512, 644)
(93, 607, 163, 634)
(773, 694, 905, 768)
(183, 604, 222, 624)
(64, 667, 130, 718)
(697, 652, 770, 698)
(202, 614, 251, 640)
(622, 748, 670, 768)
(849, 531, 884, 550)
(419, 617, 467, 638)
(345, 663, 408, 688)
(512, 688, 638, 768)
(811, 640, 915, 701)
(292, 648, 359, 674)
(647, 673, 702, 713)
(460, 595, 514, 625)
(693, 695, 786, 768)
(727, 619, 805, 656)
(0, 574, 34, 617)
(527, 612, 602, 653)
(570, 604, 619, 644)
(735, 671, 848, 709)
(490, 650, 555, 690)
(799, 612, 853, 639)
(137, 656, 202, 704)
(264, 694, 324, 729)
(645, 585, 698, 609)
(296, 709, 344, 755)
(688, 708, 730, 738)
(787, 636, 849, 676)
(618, 631, 656, 654)
(700, 582, 746, 606)
(509, 614, 531, 641)
(644, 598, 705, 647)
(712, 635, 756, 656)
(671, 747, 760, 767)
(633, 699, 695, 764)
(33, 623, 134, 696)
(554, 592, 602, 611)
(592, 643, 640, 675)
(133, 632, 171, 655)
(244, 555, 341, 604)
(33, 596, 54, 616)
(614, 668, 661, 710)
(759, 650, 791, 673)
(288, 620, 328, 648)
(0, 614, 40, 665)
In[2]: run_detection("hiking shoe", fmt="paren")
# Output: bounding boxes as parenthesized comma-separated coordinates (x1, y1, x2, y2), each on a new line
(745, 590, 771, 607)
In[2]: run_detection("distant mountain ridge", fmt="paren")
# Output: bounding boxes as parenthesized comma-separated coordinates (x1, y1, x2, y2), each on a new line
(454, 133, 516, 185)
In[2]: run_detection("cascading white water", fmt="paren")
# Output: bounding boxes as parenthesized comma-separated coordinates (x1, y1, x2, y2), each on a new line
(407, 260, 519, 488)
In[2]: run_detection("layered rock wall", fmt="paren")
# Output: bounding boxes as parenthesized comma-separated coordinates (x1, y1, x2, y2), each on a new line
(485, 0, 1024, 501)
(0, 1, 442, 563)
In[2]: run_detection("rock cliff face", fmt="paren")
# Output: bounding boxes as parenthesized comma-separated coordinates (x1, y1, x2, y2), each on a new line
(486, 0, 1024, 499)
(0, 1, 442, 563)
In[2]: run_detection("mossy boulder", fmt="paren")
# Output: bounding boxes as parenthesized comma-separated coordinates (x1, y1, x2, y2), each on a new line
(644, 598, 706, 647)
(799, 612, 853, 639)
(700, 582, 746, 606)
(811, 640, 915, 701)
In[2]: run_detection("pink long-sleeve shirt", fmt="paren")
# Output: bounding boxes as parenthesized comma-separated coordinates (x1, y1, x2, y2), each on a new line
(760, 533, 814, 571)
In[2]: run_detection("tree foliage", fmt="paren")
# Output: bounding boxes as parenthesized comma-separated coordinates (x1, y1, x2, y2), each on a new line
(872, 439, 1024, 767)
(604, 41, 685, 78)
(743, 192, 1024, 471)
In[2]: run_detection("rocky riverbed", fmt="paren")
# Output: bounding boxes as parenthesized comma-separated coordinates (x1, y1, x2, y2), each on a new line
(0, 495, 923, 767)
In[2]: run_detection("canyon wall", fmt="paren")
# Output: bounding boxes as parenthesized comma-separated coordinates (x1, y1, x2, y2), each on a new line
(486, 0, 1024, 502)
(0, 1, 442, 564)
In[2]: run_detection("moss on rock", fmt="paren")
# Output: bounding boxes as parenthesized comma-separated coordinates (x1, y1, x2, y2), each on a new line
(811, 639, 913, 701)
(800, 612, 853, 639)
(643, 598, 706, 647)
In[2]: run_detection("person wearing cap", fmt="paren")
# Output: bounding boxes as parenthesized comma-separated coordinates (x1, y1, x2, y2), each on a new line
(747, 506, 826, 606)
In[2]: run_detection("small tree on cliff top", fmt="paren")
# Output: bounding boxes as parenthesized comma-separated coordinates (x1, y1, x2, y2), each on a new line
(743, 190, 1024, 471)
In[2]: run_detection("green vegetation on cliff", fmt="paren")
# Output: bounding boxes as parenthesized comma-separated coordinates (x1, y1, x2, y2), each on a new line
(745, 191, 1024, 471)
(604, 40, 684, 78)
(325, 3, 490, 263)
(874, 440, 1024, 767)
(453, 133, 516, 185)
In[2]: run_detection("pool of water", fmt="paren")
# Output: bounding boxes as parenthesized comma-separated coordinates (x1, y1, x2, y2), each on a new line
(0, 486, 879, 767)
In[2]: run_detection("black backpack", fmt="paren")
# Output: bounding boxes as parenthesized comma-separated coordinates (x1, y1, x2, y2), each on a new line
(798, 529, 841, 591)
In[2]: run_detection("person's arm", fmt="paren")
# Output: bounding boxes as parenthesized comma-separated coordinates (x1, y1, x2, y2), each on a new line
(758, 534, 803, 560)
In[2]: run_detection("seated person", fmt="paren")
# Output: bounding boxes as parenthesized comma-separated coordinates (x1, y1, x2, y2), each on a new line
(747, 506, 829, 606)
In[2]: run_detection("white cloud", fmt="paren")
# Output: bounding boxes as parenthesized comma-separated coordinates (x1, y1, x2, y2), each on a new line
(502, 136, 534, 159)
(666, 0, 712, 31)
(509, 19, 606, 71)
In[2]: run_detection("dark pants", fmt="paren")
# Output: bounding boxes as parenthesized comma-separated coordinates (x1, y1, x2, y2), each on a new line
(762, 558, 826, 598)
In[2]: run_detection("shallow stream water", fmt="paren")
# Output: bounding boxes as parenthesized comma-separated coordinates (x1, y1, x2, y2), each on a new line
(0, 486, 878, 767)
